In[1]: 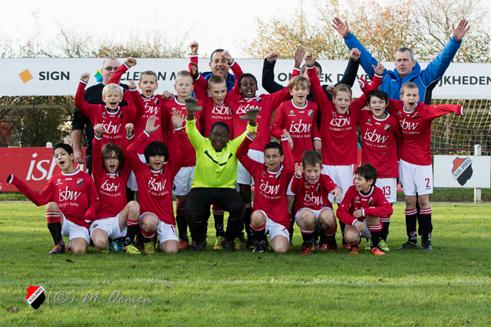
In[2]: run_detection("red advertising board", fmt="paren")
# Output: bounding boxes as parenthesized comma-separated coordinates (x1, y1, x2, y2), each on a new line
(0, 147, 84, 192)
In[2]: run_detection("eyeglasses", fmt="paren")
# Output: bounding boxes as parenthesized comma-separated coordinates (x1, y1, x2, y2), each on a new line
(104, 66, 118, 71)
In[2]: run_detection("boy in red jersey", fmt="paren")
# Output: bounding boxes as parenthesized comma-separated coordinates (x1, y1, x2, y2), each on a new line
(292, 151, 341, 255)
(7, 144, 99, 255)
(233, 50, 301, 248)
(158, 70, 196, 250)
(237, 130, 295, 254)
(387, 82, 463, 251)
(89, 124, 140, 253)
(358, 90, 401, 251)
(337, 164, 393, 255)
(75, 72, 144, 150)
(126, 113, 187, 254)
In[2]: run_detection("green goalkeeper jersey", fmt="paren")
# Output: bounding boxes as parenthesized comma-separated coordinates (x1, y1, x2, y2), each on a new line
(186, 118, 256, 189)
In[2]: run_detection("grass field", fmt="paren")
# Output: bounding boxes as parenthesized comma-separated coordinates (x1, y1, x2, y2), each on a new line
(0, 201, 490, 326)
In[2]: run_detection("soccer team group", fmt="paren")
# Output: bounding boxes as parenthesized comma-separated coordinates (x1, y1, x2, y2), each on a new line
(8, 18, 470, 256)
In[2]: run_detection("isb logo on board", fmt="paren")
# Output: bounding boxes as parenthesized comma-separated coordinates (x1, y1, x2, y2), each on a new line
(451, 157, 473, 186)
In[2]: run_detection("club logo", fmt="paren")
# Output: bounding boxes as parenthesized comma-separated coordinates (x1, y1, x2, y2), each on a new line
(452, 157, 473, 186)
(25, 285, 45, 310)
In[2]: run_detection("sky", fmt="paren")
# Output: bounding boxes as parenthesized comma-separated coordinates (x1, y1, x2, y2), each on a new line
(0, 0, 489, 58)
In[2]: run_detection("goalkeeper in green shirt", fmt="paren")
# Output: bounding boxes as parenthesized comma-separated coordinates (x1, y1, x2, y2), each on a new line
(184, 98, 259, 251)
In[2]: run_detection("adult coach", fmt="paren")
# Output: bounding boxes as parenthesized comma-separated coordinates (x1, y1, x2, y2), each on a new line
(190, 42, 236, 91)
(71, 58, 128, 173)
(332, 17, 470, 103)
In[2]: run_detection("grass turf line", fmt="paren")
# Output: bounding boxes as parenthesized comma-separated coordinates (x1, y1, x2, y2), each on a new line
(0, 201, 490, 326)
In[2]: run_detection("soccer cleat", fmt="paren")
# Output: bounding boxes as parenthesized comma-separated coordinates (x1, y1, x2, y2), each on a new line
(247, 237, 258, 250)
(222, 240, 236, 252)
(191, 241, 207, 251)
(124, 244, 142, 255)
(213, 236, 225, 250)
(343, 242, 352, 251)
(379, 240, 390, 252)
(422, 241, 433, 251)
(300, 243, 313, 256)
(365, 240, 372, 250)
(144, 242, 155, 255)
(317, 242, 328, 252)
(48, 243, 65, 255)
(178, 239, 189, 251)
(370, 247, 385, 256)
(399, 240, 418, 250)
(349, 245, 360, 255)
(252, 240, 268, 253)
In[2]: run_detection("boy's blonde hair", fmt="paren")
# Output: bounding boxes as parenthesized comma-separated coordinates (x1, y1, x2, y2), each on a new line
(102, 83, 123, 98)
(176, 70, 193, 79)
(333, 83, 352, 98)
(400, 81, 419, 96)
(288, 76, 310, 91)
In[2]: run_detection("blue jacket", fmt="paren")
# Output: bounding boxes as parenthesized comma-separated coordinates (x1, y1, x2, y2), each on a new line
(201, 71, 236, 91)
(344, 32, 461, 102)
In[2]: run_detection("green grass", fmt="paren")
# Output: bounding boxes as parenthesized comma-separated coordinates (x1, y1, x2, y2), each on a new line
(0, 201, 490, 326)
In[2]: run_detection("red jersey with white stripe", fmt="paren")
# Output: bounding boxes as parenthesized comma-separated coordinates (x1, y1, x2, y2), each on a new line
(388, 100, 463, 165)
(237, 136, 294, 228)
(307, 67, 382, 165)
(358, 111, 401, 178)
(126, 130, 185, 225)
(336, 185, 393, 226)
(9, 169, 99, 228)
(91, 136, 131, 220)
(161, 98, 197, 167)
(272, 99, 320, 163)
(75, 81, 143, 149)
(191, 61, 244, 137)
(291, 174, 337, 213)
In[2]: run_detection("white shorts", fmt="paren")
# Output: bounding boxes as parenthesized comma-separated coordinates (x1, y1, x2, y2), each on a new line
(157, 221, 179, 244)
(322, 164, 353, 203)
(237, 149, 264, 185)
(375, 178, 398, 203)
(399, 159, 433, 196)
(127, 171, 138, 191)
(61, 214, 90, 243)
(89, 215, 127, 240)
(294, 207, 332, 225)
(173, 166, 195, 196)
(257, 210, 290, 242)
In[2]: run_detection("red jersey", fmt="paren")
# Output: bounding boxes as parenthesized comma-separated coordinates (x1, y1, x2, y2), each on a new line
(9, 169, 99, 228)
(75, 81, 143, 149)
(126, 129, 186, 225)
(91, 136, 131, 220)
(291, 174, 338, 213)
(336, 185, 393, 226)
(237, 136, 294, 228)
(388, 100, 463, 165)
(358, 110, 401, 178)
(161, 98, 197, 167)
(231, 69, 300, 152)
(307, 67, 382, 165)
(271, 99, 320, 163)
(191, 60, 243, 137)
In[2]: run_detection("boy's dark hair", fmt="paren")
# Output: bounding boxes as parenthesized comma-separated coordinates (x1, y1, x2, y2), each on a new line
(301, 61, 323, 74)
(367, 90, 389, 104)
(144, 141, 169, 163)
(302, 150, 322, 167)
(54, 143, 73, 155)
(140, 70, 157, 81)
(355, 163, 378, 184)
(210, 49, 224, 62)
(238, 73, 258, 86)
(264, 141, 283, 156)
(208, 75, 226, 87)
(210, 121, 230, 135)
(101, 143, 124, 171)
